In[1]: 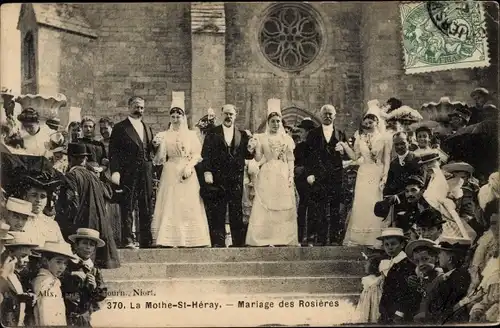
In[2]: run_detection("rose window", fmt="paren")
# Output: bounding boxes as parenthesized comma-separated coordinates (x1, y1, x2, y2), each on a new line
(259, 4, 322, 72)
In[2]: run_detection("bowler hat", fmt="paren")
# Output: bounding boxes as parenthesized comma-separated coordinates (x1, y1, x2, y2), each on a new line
(376, 227, 408, 241)
(297, 118, 316, 131)
(67, 143, 90, 157)
(432, 236, 471, 252)
(405, 238, 438, 259)
(68, 228, 106, 248)
(448, 106, 472, 122)
(415, 208, 446, 228)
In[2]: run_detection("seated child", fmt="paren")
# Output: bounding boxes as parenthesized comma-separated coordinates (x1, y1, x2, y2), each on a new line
(377, 228, 421, 323)
(415, 236, 472, 324)
(353, 250, 388, 323)
(0, 232, 38, 327)
(62, 228, 108, 326)
(32, 241, 78, 326)
(2, 197, 35, 231)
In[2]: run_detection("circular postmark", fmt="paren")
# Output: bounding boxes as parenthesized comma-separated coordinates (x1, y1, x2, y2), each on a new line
(402, 2, 485, 66)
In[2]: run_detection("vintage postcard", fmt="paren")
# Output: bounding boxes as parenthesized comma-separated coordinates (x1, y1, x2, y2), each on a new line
(0, 1, 498, 327)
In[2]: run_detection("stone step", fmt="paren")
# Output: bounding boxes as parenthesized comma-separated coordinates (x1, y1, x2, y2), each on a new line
(104, 275, 362, 296)
(91, 293, 360, 327)
(118, 246, 365, 263)
(102, 260, 365, 280)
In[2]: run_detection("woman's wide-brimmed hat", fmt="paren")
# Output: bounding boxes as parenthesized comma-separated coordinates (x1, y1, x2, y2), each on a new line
(470, 87, 489, 98)
(405, 238, 438, 259)
(432, 236, 471, 252)
(376, 227, 408, 241)
(35, 241, 78, 260)
(68, 228, 106, 248)
(442, 161, 474, 174)
(386, 105, 423, 123)
(0, 223, 14, 240)
(17, 108, 39, 123)
(5, 197, 36, 217)
(4, 231, 38, 248)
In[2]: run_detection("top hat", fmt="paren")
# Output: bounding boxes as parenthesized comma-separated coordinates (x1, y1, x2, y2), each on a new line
(6, 197, 36, 217)
(448, 106, 472, 122)
(417, 151, 441, 165)
(376, 227, 408, 241)
(415, 208, 446, 228)
(4, 231, 38, 248)
(442, 162, 474, 175)
(406, 175, 426, 187)
(470, 87, 489, 98)
(405, 238, 438, 259)
(297, 117, 316, 130)
(432, 236, 471, 252)
(67, 143, 90, 157)
(17, 108, 39, 123)
(68, 228, 106, 248)
(0, 223, 14, 240)
(35, 241, 78, 260)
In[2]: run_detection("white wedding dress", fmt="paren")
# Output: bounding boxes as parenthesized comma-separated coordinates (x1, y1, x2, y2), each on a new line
(343, 131, 390, 247)
(150, 127, 211, 247)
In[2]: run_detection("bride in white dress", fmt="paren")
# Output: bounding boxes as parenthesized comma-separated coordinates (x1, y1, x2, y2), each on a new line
(150, 105, 211, 247)
(340, 100, 391, 247)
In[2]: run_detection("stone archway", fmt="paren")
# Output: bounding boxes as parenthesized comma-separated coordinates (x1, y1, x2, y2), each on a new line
(256, 106, 320, 132)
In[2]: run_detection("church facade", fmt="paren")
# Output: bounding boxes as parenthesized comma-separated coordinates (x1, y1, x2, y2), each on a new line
(17, 2, 498, 134)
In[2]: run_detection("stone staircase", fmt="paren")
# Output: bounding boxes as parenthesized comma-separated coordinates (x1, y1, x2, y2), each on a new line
(92, 246, 365, 327)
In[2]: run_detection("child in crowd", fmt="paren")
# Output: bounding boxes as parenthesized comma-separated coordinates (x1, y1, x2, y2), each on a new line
(414, 208, 445, 242)
(63, 228, 108, 326)
(377, 228, 420, 323)
(415, 236, 472, 324)
(33, 241, 78, 326)
(2, 197, 35, 231)
(353, 249, 387, 323)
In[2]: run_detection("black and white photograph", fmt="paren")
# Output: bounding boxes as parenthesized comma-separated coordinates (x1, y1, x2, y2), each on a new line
(0, 1, 499, 326)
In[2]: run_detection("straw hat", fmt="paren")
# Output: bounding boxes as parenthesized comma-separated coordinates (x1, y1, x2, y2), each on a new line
(442, 162, 474, 174)
(68, 228, 105, 247)
(376, 228, 408, 241)
(416, 151, 441, 165)
(4, 231, 38, 248)
(0, 223, 14, 240)
(5, 197, 36, 217)
(405, 238, 438, 259)
(36, 241, 78, 260)
(432, 236, 471, 252)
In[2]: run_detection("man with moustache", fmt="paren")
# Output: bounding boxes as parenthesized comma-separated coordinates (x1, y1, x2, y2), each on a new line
(98, 117, 114, 155)
(303, 105, 347, 246)
(108, 96, 154, 249)
(200, 104, 256, 247)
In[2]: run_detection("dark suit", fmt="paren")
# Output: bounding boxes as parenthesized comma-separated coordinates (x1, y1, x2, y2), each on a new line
(383, 152, 420, 197)
(293, 141, 309, 244)
(201, 125, 254, 246)
(0, 273, 32, 327)
(303, 126, 347, 245)
(109, 118, 154, 247)
(379, 256, 420, 323)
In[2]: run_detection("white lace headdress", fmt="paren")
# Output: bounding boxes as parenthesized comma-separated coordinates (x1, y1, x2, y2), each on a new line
(265, 98, 286, 136)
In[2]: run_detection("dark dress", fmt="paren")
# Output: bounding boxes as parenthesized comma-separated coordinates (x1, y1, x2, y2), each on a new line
(55, 166, 120, 269)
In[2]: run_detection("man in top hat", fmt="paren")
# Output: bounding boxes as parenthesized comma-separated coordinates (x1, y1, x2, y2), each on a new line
(469, 87, 498, 125)
(413, 208, 446, 243)
(108, 96, 154, 249)
(377, 227, 421, 323)
(293, 117, 317, 245)
(201, 104, 256, 247)
(414, 236, 472, 323)
(62, 228, 107, 326)
(2, 197, 36, 232)
(55, 143, 120, 269)
(303, 104, 348, 246)
(17, 107, 52, 157)
(0, 231, 38, 327)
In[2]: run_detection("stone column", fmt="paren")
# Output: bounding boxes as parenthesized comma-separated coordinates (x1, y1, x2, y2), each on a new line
(190, 3, 226, 126)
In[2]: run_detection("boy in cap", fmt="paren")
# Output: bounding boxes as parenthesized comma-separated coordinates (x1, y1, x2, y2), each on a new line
(0, 232, 38, 327)
(415, 236, 472, 323)
(2, 197, 36, 232)
(377, 228, 420, 323)
(414, 208, 445, 243)
(62, 228, 108, 326)
(469, 87, 497, 125)
(32, 241, 78, 326)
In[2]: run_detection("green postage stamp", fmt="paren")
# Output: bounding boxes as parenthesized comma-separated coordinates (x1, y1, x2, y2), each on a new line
(400, 1, 490, 74)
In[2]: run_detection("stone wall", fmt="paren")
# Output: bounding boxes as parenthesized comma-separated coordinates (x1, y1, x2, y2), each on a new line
(361, 2, 499, 111)
(82, 3, 192, 133)
(224, 2, 364, 135)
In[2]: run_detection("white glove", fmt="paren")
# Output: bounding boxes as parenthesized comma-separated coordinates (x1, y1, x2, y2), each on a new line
(248, 137, 258, 152)
(111, 172, 121, 185)
(335, 142, 344, 154)
(307, 175, 315, 185)
(182, 166, 193, 180)
(204, 172, 214, 184)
